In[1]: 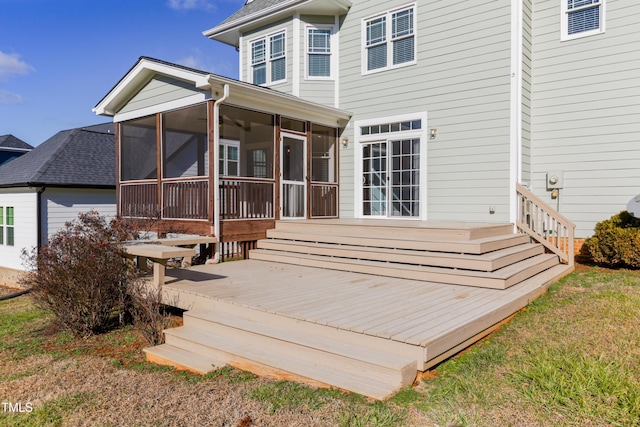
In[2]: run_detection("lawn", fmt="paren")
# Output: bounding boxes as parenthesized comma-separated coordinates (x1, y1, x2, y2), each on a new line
(1, 266, 639, 426)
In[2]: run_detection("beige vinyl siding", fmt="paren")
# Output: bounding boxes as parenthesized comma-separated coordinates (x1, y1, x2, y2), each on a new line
(0, 189, 38, 271)
(119, 76, 208, 114)
(531, 0, 640, 237)
(338, 0, 513, 220)
(42, 188, 116, 242)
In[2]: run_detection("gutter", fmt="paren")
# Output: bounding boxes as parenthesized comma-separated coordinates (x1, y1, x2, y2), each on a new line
(0, 288, 31, 301)
(211, 83, 230, 263)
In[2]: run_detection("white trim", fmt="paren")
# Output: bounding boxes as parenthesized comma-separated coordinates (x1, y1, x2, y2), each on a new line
(113, 93, 209, 123)
(334, 14, 340, 109)
(360, 3, 417, 76)
(238, 33, 244, 81)
(293, 13, 301, 96)
(354, 111, 428, 220)
(509, 0, 523, 227)
(561, 0, 606, 41)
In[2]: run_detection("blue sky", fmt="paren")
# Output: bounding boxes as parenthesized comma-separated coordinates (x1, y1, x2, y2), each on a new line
(0, 0, 243, 146)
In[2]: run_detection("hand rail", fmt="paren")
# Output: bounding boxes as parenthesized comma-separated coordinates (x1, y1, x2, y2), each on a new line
(516, 183, 575, 267)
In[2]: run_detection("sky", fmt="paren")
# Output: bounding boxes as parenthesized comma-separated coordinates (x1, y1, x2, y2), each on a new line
(0, 0, 244, 146)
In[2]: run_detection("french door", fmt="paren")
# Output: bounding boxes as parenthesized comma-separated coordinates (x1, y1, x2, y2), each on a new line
(362, 138, 420, 217)
(280, 134, 306, 218)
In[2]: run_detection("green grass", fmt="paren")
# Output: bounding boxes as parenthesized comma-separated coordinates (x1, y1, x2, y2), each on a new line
(1, 267, 639, 426)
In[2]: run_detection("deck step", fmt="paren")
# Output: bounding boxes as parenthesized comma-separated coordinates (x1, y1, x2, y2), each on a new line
(143, 344, 219, 374)
(256, 239, 544, 272)
(265, 229, 530, 254)
(273, 219, 514, 241)
(163, 324, 417, 399)
(249, 250, 559, 290)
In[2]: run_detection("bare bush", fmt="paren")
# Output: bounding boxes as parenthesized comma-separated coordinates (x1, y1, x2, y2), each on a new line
(21, 211, 140, 336)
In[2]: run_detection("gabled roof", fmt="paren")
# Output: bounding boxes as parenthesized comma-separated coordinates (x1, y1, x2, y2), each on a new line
(0, 134, 33, 151)
(204, 0, 351, 46)
(94, 57, 351, 128)
(0, 123, 115, 188)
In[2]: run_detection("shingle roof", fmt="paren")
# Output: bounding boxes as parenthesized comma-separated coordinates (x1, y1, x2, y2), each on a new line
(0, 123, 115, 188)
(218, 0, 286, 26)
(0, 134, 33, 150)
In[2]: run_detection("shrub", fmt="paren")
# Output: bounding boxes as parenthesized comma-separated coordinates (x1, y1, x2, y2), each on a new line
(583, 211, 640, 268)
(21, 211, 140, 336)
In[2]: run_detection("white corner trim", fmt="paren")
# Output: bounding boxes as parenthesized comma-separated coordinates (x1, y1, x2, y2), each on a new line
(334, 14, 340, 109)
(293, 13, 301, 96)
(509, 0, 523, 227)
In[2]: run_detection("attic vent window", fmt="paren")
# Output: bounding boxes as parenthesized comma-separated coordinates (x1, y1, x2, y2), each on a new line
(562, 0, 605, 41)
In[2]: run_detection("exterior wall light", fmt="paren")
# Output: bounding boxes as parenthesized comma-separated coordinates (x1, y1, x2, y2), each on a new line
(342, 137, 349, 147)
(430, 128, 438, 139)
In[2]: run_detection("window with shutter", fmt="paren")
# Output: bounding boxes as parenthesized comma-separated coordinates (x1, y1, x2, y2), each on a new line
(363, 5, 416, 74)
(562, 0, 605, 40)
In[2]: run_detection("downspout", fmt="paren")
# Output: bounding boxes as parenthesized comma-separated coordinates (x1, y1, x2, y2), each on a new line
(212, 83, 230, 262)
(36, 186, 46, 257)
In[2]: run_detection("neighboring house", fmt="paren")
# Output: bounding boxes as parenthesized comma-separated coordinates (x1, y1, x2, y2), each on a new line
(95, 0, 640, 252)
(0, 123, 116, 271)
(0, 135, 33, 166)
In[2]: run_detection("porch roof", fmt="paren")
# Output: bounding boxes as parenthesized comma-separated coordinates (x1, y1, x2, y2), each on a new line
(93, 57, 351, 128)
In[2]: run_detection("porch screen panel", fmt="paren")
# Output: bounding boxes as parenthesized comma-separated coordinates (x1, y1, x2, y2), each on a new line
(120, 116, 158, 181)
(163, 103, 208, 178)
(220, 105, 274, 179)
(311, 124, 336, 183)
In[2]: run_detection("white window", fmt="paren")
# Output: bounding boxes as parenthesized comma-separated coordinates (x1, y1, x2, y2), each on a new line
(250, 30, 286, 85)
(219, 139, 240, 176)
(307, 26, 332, 79)
(562, 0, 605, 41)
(363, 5, 416, 74)
(0, 206, 14, 246)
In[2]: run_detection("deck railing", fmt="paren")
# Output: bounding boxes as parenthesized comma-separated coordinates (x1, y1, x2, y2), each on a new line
(516, 183, 576, 267)
(163, 180, 208, 219)
(220, 178, 274, 220)
(310, 183, 338, 218)
(120, 182, 159, 218)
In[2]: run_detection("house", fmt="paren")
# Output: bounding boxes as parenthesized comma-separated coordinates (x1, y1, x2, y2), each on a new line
(95, 0, 640, 250)
(92, 0, 639, 397)
(0, 134, 33, 166)
(0, 123, 116, 276)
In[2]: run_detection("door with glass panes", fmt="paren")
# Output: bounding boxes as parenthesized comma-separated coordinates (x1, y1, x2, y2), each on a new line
(280, 134, 306, 218)
(362, 139, 420, 217)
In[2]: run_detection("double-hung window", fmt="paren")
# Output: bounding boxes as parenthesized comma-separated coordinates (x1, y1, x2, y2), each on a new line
(219, 140, 240, 177)
(250, 31, 286, 85)
(364, 5, 416, 73)
(307, 27, 332, 78)
(0, 206, 14, 246)
(562, 0, 605, 40)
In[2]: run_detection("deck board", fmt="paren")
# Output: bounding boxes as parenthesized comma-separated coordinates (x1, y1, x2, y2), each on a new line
(163, 259, 567, 354)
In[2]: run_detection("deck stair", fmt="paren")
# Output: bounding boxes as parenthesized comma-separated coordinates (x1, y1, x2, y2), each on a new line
(249, 220, 561, 290)
(146, 304, 418, 399)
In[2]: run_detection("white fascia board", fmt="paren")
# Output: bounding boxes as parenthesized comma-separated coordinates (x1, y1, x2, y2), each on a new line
(93, 59, 211, 117)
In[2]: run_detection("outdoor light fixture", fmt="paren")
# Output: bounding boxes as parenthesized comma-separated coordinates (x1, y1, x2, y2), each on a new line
(430, 128, 438, 139)
(342, 137, 349, 147)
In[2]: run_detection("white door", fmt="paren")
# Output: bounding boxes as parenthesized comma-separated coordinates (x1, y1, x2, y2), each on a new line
(280, 134, 306, 218)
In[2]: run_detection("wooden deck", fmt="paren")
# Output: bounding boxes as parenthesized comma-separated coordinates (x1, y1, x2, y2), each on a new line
(145, 219, 573, 399)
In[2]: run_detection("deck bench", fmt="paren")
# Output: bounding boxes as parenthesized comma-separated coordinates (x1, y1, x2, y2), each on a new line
(122, 244, 196, 288)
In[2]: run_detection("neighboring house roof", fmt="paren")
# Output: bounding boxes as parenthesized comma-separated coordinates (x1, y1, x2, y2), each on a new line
(0, 123, 115, 188)
(204, 0, 351, 46)
(0, 134, 33, 150)
(94, 56, 351, 127)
